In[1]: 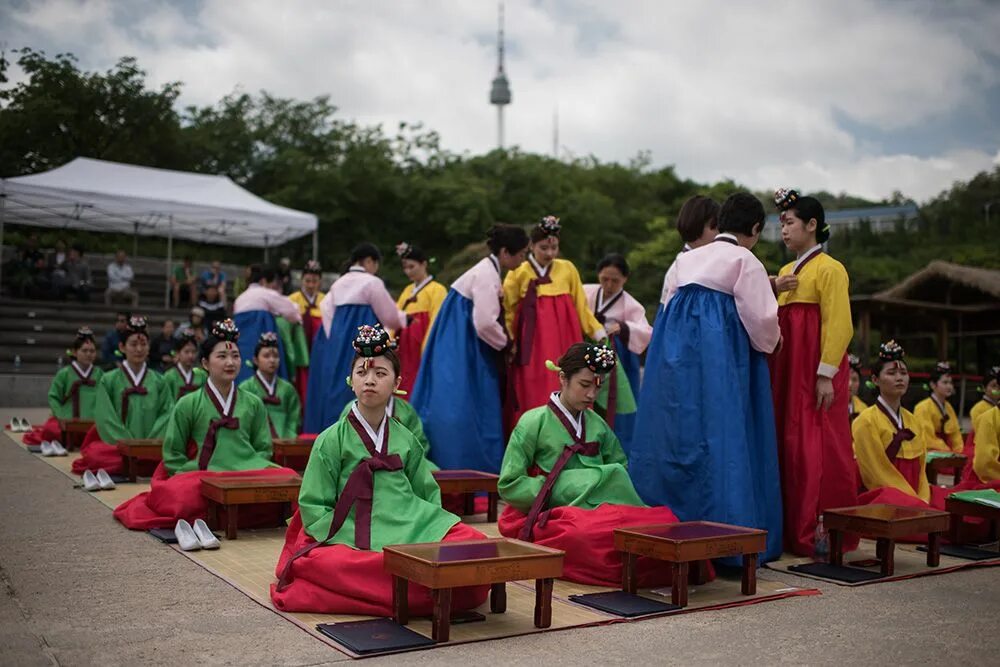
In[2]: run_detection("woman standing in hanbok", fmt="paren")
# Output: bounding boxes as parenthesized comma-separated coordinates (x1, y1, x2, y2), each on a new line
(393, 242, 447, 397)
(411, 224, 529, 472)
(240, 332, 301, 440)
(503, 216, 606, 430)
(768, 188, 857, 557)
(232, 265, 303, 384)
(913, 362, 963, 454)
(162, 328, 207, 402)
(583, 254, 652, 451)
(72, 316, 172, 477)
(288, 260, 326, 405)
(498, 343, 688, 586)
(114, 320, 296, 531)
(629, 192, 784, 563)
(961, 365, 1000, 481)
(304, 243, 407, 433)
(271, 324, 488, 616)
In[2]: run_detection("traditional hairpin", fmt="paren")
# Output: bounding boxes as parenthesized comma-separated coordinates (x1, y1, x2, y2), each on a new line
(538, 215, 561, 236)
(774, 188, 800, 211)
(126, 316, 148, 333)
(395, 242, 413, 259)
(935, 361, 952, 375)
(76, 326, 95, 340)
(353, 324, 391, 370)
(303, 259, 322, 275)
(210, 318, 240, 342)
(257, 331, 279, 347)
(848, 354, 861, 372)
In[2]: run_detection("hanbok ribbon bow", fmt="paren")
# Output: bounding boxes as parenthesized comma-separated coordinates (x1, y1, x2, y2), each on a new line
(199, 415, 240, 470)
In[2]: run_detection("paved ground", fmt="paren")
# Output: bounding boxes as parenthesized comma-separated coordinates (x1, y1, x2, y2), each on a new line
(1, 406, 998, 666)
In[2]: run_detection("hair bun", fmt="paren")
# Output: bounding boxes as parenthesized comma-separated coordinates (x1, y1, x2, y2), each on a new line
(538, 215, 562, 236)
(176, 327, 197, 344)
(848, 354, 861, 372)
(76, 326, 95, 340)
(774, 188, 800, 211)
(210, 319, 240, 343)
(303, 259, 322, 275)
(987, 365, 1000, 384)
(878, 339, 905, 362)
(583, 343, 616, 374)
(257, 331, 279, 347)
(125, 316, 148, 336)
(395, 242, 413, 259)
(934, 361, 952, 375)
(353, 324, 391, 357)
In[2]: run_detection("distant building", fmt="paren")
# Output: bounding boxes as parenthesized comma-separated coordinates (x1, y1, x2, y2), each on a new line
(762, 203, 920, 243)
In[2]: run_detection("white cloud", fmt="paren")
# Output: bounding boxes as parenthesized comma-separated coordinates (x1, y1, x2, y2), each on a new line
(3, 0, 998, 202)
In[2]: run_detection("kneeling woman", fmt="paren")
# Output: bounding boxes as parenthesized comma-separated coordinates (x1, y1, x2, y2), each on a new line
(114, 320, 295, 530)
(497, 343, 686, 587)
(271, 325, 488, 616)
(240, 332, 302, 439)
(32, 328, 105, 445)
(162, 328, 207, 402)
(853, 341, 944, 511)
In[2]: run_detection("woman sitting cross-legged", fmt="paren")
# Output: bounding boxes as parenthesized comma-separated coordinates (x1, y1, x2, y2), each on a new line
(498, 342, 699, 587)
(114, 319, 297, 532)
(270, 324, 488, 616)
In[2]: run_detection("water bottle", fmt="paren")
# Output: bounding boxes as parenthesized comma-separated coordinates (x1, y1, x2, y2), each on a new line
(57, 356, 65, 369)
(814, 514, 829, 560)
(14, 355, 22, 372)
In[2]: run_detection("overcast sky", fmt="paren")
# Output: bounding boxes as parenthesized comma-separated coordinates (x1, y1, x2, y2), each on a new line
(2, 0, 998, 202)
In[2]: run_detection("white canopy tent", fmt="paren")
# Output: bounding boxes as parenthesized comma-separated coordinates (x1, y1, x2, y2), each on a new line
(0, 157, 319, 305)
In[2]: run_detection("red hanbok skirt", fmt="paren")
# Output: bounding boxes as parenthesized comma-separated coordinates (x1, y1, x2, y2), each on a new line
(498, 503, 707, 587)
(21, 416, 62, 445)
(270, 512, 490, 616)
(770, 303, 857, 556)
(856, 458, 953, 542)
(506, 295, 584, 431)
(70, 425, 158, 476)
(113, 464, 298, 530)
(960, 431, 978, 483)
(396, 311, 430, 397)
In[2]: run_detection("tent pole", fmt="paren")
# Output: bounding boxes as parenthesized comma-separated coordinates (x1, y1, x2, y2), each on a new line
(312, 228, 318, 261)
(132, 221, 139, 258)
(0, 193, 6, 298)
(165, 216, 173, 309)
(264, 235, 269, 264)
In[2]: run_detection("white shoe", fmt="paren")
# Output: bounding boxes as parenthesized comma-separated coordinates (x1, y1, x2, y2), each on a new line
(95, 469, 116, 490)
(50, 440, 68, 456)
(40, 441, 54, 456)
(193, 519, 220, 549)
(7, 418, 18, 432)
(82, 470, 101, 492)
(18, 417, 31, 432)
(174, 520, 201, 551)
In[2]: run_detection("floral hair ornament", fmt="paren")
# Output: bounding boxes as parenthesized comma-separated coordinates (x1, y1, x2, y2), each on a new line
(69, 326, 96, 357)
(352, 324, 391, 371)
(302, 259, 322, 276)
(538, 215, 562, 237)
(583, 343, 617, 386)
(395, 242, 414, 259)
(848, 353, 862, 373)
(775, 187, 830, 235)
(866, 339, 905, 389)
(121, 315, 149, 344)
(171, 327, 198, 357)
(210, 319, 240, 343)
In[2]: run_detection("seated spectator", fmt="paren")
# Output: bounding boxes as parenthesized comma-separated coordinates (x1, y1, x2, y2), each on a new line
(154, 320, 177, 371)
(176, 307, 208, 344)
(104, 249, 139, 307)
(200, 261, 228, 306)
(46, 239, 69, 295)
(198, 281, 227, 327)
(171, 257, 197, 308)
(101, 311, 131, 367)
(8, 234, 46, 298)
(276, 257, 293, 295)
(53, 245, 92, 302)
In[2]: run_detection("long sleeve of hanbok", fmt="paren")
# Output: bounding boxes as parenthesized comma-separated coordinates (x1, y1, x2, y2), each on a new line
(148, 382, 173, 439)
(367, 281, 406, 331)
(404, 437, 443, 506)
(732, 256, 780, 353)
(248, 399, 274, 461)
(94, 376, 135, 443)
(599, 426, 629, 467)
(619, 293, 653, 355)
(816, 262, 853, 378)
(284, 383, 302, 438)
(162, 396, 195, 475)
(852, 415, 923, 499)
(47, 369, 69, 416)
(974, 411, 1000, 482)
(299, 441, 340, 542)
(568, 266, 606, 341)
(471, 276, 508, 351)
(427, 283, 447, 322)
(497, 421, 546, 513)
(502, 268, 528, 337)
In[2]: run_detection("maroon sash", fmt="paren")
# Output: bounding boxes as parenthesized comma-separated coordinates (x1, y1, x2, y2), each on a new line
(515, 262, 553, 366)
(275, 412, 402, 591)
(199, 385, 240, 471)
(519, 399, 601, 541)
(63, 364, 96, 418)
(875, 400, 915, 461)
(120, 365, 148, 423)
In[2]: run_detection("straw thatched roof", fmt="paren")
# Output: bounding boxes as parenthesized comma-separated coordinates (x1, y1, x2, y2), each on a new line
(875, 261, 1000, 302)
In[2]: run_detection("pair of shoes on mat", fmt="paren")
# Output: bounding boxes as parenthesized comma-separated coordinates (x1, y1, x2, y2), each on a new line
(175, 519, 220, 551)
(40, 440, 68, 456)
(82, 469, 116, 492)
(7, 417, 31, 432)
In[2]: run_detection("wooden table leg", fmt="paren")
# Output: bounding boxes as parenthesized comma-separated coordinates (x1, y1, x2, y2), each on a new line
(950, 514, 961, 545)
(689, 559, 710, 585)
(927, 531, 941, 567)
(829, 529, 843, 566)
(989, 519, 999, 543)
(392, 576, 409, 625)
(432, 588, 452, 642)
(621, 552, 637, 594)
(879, 539, 895, 576)
(490, 582, 507, 613)
(226, 505, 239, 540)
(463, 493, 475, 516)
(128, 456, 138, 484)
(927, 467, 938, 486)
(671, 562, 689, 607)
(208, 500, 219, 532)
(534, 578, 553, 628)
(742, 553, 758, 595)
(487, 492, 499, 523)
(875, 538, 886, 562)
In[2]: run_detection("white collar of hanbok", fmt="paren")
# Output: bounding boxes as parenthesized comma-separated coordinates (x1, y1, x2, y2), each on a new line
(351, 402, 387, 453)
(596, 288, 623, 313)
(550, 391, 583, 438)
(71, 360, 93, 379)
(528, 255, 551, 278)
(930, 393, 948, 414)
(410, 275, 434, 297)
(255, 370, 277, 396)
(176, 364, 194, 384)
(348, 264, 367, 274)
(877, 396, 904, 430)
(122, 362, 147, 387)
(682, 243, 692, 252)
(207, 379, 235, 415)
(794, 244, 824, 272)
(488, 254, 500, 274)
(715, 232, 739, 245)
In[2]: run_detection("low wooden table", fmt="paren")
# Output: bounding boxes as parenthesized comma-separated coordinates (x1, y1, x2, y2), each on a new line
(116, 438, 163, 483)
(200, 474, 302, 540)
(946, 496, 1000, 544)
(59, 418, 94, 451)
(614, 522, 766, 607)
(382, 538, 564, 642)
(271, 437, 314, 470)
(926, 453, 967, 485)
(432, 470, 500, 522)
(824, 504, 951, 576)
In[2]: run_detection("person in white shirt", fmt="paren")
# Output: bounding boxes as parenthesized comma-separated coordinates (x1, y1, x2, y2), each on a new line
(104, 249, 139, 307)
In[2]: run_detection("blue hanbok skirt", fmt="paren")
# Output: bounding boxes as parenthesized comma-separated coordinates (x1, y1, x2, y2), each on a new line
(629, 284, 783, 563)
(410, 290, 505, 472)
(233, 310, 288, 384)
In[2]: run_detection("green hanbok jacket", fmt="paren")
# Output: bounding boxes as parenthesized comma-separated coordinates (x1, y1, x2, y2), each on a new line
(94, 364, 171, 444)
(240, 372, 301, 439)
(47, 363, 104, 419)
